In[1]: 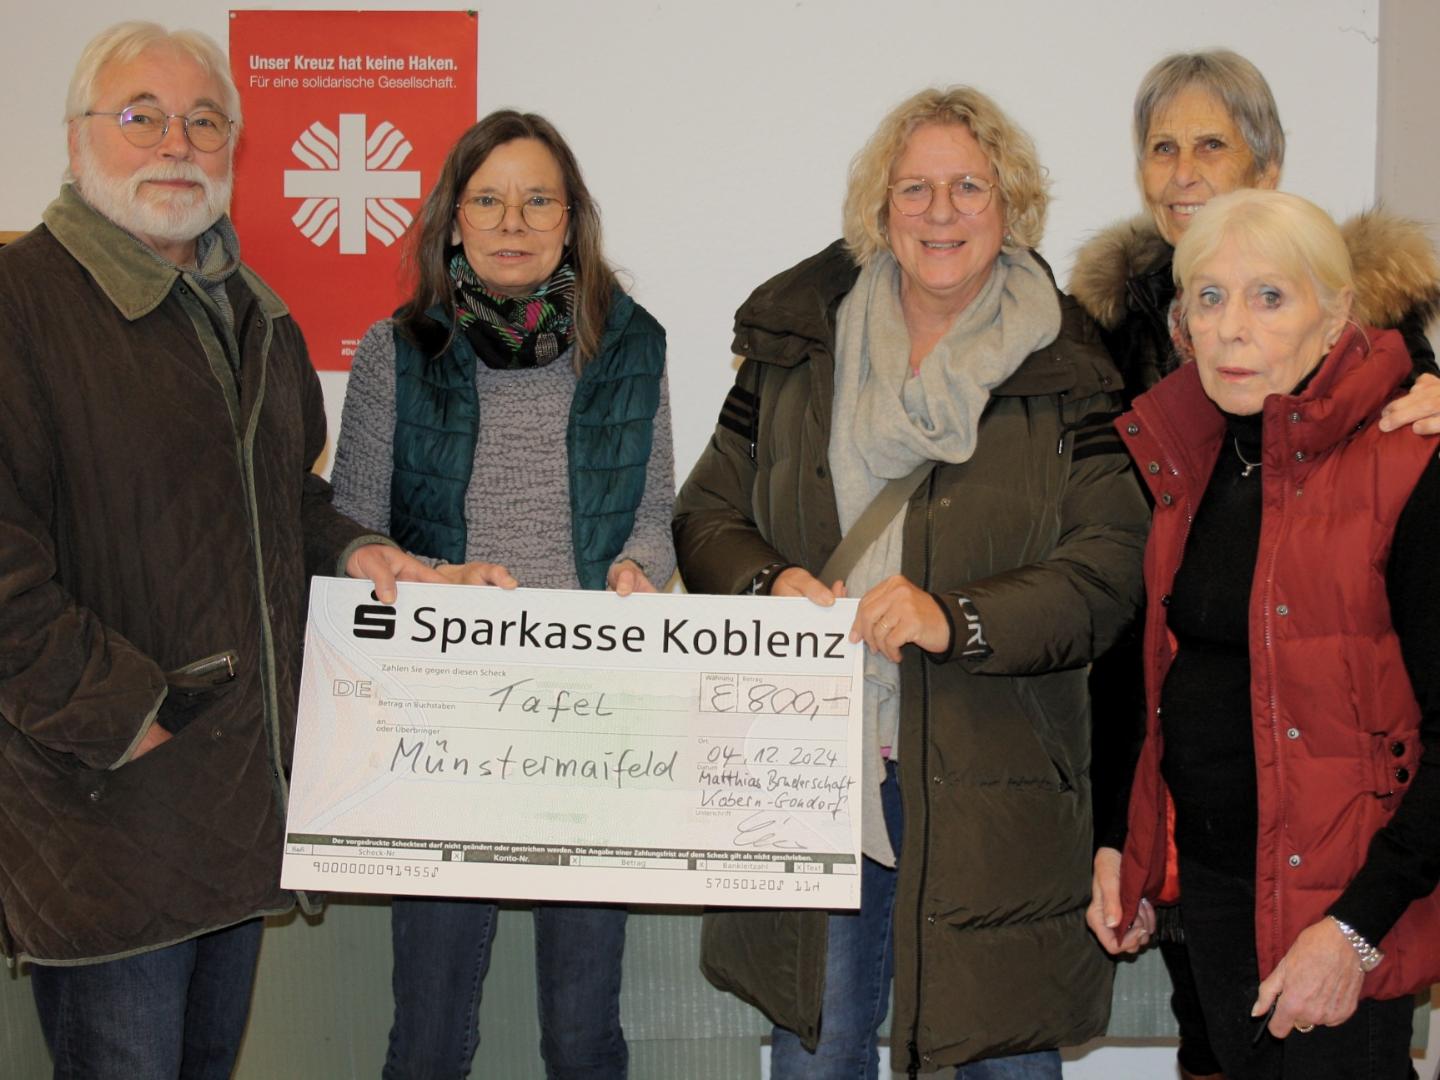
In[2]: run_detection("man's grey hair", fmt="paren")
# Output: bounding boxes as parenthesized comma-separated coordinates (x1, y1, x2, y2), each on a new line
(1132, 49, 1283, 179)
(65, 21, 242, 128)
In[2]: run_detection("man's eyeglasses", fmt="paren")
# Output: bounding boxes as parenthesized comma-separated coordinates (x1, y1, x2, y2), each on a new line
(456, 194, 569, 232)
(83, 105, 235, 153)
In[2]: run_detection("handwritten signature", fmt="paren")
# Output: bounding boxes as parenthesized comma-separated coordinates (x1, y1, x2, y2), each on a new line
(732, 811, 809, 850)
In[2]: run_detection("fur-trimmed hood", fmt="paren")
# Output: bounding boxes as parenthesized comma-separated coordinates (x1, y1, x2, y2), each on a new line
(1069, 208, 1440, 333)
(1068, 216, 1173, 330)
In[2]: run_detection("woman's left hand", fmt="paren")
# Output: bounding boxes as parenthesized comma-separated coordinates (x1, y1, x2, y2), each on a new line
(1379, 372, 1440, 434)
(1251, 917, 1365, 1038)
(851, 575, 950, 662)
(607, 559, 656, 596)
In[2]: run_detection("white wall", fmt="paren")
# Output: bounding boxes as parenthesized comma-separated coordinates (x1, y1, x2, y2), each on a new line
(1379, 0, 1440, 360)
(0, 0, 1381, 484)
(0, 3, 1403, 1076)
(1378, 9, 1440, 1077)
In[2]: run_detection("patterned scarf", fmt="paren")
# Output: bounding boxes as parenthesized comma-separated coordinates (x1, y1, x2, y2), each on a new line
(449, 251, 577, 369)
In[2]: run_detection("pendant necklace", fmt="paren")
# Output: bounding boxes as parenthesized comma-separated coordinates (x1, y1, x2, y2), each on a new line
(1233, 438, 1261, 479)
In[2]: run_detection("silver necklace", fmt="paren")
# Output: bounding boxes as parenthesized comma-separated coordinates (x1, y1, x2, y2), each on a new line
(1233, 438, 1261, 478)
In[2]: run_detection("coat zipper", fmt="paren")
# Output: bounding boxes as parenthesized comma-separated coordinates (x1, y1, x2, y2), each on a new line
(1151, 461, 1194, 896)
(907, 471, 938, 1079)
(1259, 459, 1289, 967)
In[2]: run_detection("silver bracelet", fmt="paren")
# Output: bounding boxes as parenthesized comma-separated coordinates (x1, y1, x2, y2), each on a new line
(1329, 916, 1384, 972)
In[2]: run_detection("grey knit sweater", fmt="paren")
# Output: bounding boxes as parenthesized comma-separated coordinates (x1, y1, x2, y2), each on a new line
(332, 319, 677, 589)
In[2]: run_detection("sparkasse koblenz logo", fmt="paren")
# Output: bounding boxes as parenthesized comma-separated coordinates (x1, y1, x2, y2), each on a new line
(284, 113, 421, 255)
(352, 594, 397, 640)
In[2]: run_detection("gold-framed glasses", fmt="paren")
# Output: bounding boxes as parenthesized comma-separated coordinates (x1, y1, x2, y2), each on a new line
(83, 105, 234, 152)
(456, 194, 570, 232)
(889, 175, 995, 217)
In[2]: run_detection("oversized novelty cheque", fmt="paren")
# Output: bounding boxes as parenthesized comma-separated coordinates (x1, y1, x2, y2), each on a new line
(281, 579, 864, 908)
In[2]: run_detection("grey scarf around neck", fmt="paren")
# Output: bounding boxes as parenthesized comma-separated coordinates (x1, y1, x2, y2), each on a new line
(184, 216, 243, 334)
(829, 246, 1061, 866)
(135, 213, 242, 333)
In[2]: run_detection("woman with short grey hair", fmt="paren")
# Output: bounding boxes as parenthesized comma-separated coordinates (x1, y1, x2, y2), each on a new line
(1131, 49, 1285, 198)
(1070, 47, 1439, 408)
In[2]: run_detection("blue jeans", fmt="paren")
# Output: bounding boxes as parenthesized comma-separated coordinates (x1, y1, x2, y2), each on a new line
(384, 898, 628, 1079)
(29, 918, 263, 1080)
(770, 763, 1061, 1080)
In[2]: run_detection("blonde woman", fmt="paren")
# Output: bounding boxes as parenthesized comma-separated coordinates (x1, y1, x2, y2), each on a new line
(675, 87, 1147, 1078)
(1095, 190, 1440, 1079)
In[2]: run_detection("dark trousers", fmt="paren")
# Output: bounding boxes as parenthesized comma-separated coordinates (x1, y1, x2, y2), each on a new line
(1178, 857, 1415, 1080)
(383, 897, 628, 1080)
(30, 918, 263, 1080)
(1160, 932, 1225, 1076)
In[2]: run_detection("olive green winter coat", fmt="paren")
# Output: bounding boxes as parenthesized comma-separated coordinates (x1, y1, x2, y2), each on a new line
(673, 241, 1148, 1071)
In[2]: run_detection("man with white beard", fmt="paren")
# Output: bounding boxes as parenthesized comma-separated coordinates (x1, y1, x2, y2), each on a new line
(0, 22, 444, 1078)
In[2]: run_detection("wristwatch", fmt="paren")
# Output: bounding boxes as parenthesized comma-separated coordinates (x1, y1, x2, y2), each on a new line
(1329, 917, 1384, 972)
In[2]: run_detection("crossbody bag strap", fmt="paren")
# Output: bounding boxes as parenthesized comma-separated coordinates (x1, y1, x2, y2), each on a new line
(817, 460, 936, 585)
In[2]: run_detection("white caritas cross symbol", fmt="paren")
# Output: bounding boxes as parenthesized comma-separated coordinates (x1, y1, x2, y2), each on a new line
(284, 113, 421, 255)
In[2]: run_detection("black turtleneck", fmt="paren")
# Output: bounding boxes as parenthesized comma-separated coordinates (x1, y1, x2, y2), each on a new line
(1159, 408, 1440, 946)
(1160, 411, 1263, 883)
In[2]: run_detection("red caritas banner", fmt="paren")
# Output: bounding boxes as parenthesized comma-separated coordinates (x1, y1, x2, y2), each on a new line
(228, 10, 476, 370)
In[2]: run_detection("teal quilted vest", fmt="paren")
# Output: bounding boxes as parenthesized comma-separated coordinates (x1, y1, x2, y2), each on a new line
(390, 290, 665, 589)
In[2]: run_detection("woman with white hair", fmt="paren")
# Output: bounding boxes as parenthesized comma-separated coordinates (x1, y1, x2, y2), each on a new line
(1092, 189, 1440, 1079)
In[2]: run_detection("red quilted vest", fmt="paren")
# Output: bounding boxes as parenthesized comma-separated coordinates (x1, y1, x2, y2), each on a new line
(1115, 326, 1440, 998)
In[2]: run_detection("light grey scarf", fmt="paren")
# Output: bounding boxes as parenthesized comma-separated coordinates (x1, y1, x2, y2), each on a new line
(136, 214, 242, 325)
(829, 246, 1061, 865)
(185, 216, 243, 334)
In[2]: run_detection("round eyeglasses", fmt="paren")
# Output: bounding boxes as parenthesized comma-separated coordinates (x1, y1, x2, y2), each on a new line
(456, 194, 570, 232)
(889, 175, 995, 217)
(84, 105, 234, 153)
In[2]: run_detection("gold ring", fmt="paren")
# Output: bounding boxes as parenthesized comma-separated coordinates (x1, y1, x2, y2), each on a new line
(1295, 1024, 1315, 1034)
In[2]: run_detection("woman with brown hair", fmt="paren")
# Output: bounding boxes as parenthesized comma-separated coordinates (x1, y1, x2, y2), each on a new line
(331, 109, 675, 1079)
